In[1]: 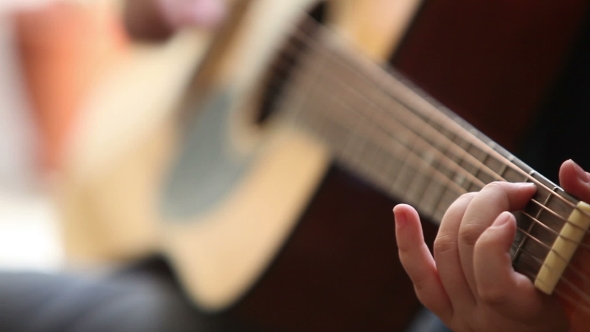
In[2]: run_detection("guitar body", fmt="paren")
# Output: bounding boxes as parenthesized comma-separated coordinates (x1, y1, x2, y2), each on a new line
(59, 0, 590, 331)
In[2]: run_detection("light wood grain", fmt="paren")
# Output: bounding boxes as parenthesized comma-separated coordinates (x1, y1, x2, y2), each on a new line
(58, 0, 423, 309)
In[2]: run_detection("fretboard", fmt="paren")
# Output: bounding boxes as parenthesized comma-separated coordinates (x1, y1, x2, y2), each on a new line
(277, 27, 582, 283)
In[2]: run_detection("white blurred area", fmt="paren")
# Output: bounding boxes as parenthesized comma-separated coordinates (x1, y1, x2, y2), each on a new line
(0, 191, 62, 271)
(0, 0, 55, 14)
(0, 0, 209, 273)
(0, 12, 63, 271)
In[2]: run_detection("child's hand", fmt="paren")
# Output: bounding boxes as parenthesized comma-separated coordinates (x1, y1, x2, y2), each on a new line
(394, 181, 569, 332)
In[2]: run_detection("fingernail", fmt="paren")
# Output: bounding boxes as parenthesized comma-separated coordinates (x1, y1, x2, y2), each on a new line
(517, 182, 536, 189)
(393, 207, 407, 228)
(571, 159, 590, 183)
(492, 211, 513, 229)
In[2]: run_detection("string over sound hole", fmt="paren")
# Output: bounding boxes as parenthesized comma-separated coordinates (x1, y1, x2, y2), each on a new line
(255, 2, 326, 124)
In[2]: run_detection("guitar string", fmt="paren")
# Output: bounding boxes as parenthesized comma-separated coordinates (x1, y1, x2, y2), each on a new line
(520, 247, 590, 312)
(270, 51, 590, 253)
(304, 40, 590, 289)
(311, 74, 590, 254)
(517, 253, 590, 313)
(310, 24, 587, 215)
(520, 210, 590, 251)
(318, 64, 590, 299)
(272, 37, 590, 294)
(300, 77, 468, 197)
(314, 53, 590, 246)
(310, 28, 590, 225)
(265, 19, 590, 238)
(515, 225, 590, 285)
(264, 27, 590, 252)
(292, 12, 588, 308)
(253, 15, 590, 293)
(307, 65, 590, 289)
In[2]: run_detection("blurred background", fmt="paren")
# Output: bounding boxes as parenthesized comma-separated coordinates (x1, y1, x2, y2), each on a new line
(0, 0, 216, 273)
(1, 0, 590, 331)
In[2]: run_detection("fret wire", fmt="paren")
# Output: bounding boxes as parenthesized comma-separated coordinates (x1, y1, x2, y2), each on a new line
(516, 170, 541, 266)
(270, 20, 590, 235)
(310, 45, 564, 224)
(529, 188, 551, 245)
(317, 28, 590, 219)
(530, 196, 589, 234)
(520, 210, 590, 250)
(328, 102, 466, 200)
(515, 217, 539, 265)
(333, 85, 486, 199)
(422, 181, 448, 216)
(410, 118, 440, 206)
(515, 226, 590, 283)
(278, 41, 588, 239)
(497, 162, 509, 178)
(471, 149, 492, 183)
(392, 146, 417, 193)
(316, 83, 478, 202)
(286, 23, 512, 196)
(277, 34, 329, 125)
(302, 81, 468, 202)
(313, 39, 527, 199)
(306, 55, 476, 197)
(534, 190, 550, 220)
(512, 215, 527, 264)
(513, 250, 590, 314)
(284, 49, 420, 195)
(322, 40, 512, 181)
(262, 19, 590, 299)
(311, 56, 491, 193)
(280, 28, 514, 200)
(316, 58, 422, 190)
(423, 118, 459, 215)
(393, 114, 431, 194)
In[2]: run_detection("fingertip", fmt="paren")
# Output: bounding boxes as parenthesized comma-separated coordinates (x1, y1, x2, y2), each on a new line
(511, 182, 537, 201)
(393, 205, 453, 320)
(394, 204, 424, 249)
(481, 211, 516, 251)
(393, 203, 413, 214)
(474, 212, 520, 304)
(491, 211, 515, 229)
(559, 159, 590, 202)
(393, 204, 416, 228)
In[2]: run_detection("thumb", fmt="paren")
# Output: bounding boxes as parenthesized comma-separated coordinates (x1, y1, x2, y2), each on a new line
(559, 159, 590, 202)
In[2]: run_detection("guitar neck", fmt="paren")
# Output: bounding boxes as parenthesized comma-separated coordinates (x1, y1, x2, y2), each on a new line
(276, 25, 585, 294)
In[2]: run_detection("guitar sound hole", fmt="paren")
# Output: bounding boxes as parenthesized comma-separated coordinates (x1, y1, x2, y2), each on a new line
(254, 1, 327, 125)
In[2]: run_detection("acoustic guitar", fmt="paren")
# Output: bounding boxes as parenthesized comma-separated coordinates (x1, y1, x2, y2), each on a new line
(59, 0, 590, 330)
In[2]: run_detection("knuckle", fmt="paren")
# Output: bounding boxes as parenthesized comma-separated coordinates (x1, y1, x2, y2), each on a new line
(397, 240, 411, 254)
(414, 285, 436, 309)
(458, 222, 484, 247)
(412, 276, 429, 294)
(441, 192, 475, 220)
(434, 233, 457, 255)
(455, 192, 477, 204)
(482, 181, 505, 193)
(397, 238, 421, 257)
(478, 286, 509, 305)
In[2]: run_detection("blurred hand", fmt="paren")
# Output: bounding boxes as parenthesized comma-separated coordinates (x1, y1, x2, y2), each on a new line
(125, 0, 226, 40)
(155, 0, 225, 30)
(0, 0, 56, 15)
